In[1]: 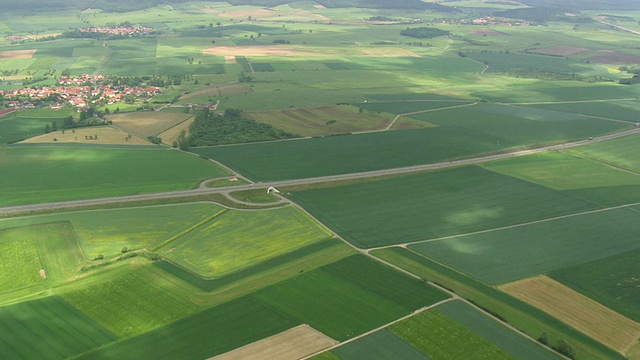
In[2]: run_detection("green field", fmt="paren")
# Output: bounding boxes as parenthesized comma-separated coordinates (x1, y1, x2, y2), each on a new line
(332, 329, 429, 360)
(410, 206, 640, 284)
(290, 166, 596, 248)
(0, 147, 229, 206)
(0, 203, 225, 258)
(550, 248, 640, 322)
(0, 115, 64, 144)
(61, 261, 202, 338)
(255, 255, 448, 341)
(192, 104, 628, 182)
(0, 296, 116, 360)
(437, 301, 561, 360)
(372, 248, 624, 360)
(483, 152, 640, 191)
(526, 100, 640, 123)
(158, 206, 332, 277)
(78, 295, 300, 360)
(31, 222, 84, 283)
(0, 226, 44, 292)
(411, 103, 630, 146)
(565, 132, 640, 173)
(389, 309, 514, 360)
(65, 203, 224, 258)
(483, 151, 640, 206)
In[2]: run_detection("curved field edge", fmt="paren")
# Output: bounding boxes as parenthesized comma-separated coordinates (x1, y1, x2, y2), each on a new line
(77, 254, 449, 359)
(370, 248, 624, 360)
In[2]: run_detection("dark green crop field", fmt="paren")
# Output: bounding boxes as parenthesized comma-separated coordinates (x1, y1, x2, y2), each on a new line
(411, 207, 640, 284)
(550, 248, 640, 322)
(290, 166, 596, 248)
(0, 296, 116, 360)
(79, 296, 299, 360)
(0, 147, 229, 206)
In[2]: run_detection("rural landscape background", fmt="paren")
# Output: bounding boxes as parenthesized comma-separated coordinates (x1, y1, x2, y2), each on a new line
(0, 0, 639, 359)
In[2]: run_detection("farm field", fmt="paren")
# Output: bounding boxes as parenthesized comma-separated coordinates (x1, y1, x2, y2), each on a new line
(482, 151, 640, 206)
(192, 104, 628, 182)
(0, 226, 44, 292)
(0, 146, 229, 206)
(371, 247, 625, 360)
(389, 308, 514, 360)
(108, 111, 194, 137)
(244, 105, 398, 137)
(157, 206, 332, 277)
(20, 125, 151, 145)
(0, 296, 116, 360)
(254, 255, 448, 341)
(565, 132, 640, 173)
(289, 166, 596, 248)
(78, 295, 300, 360)
(410, 206, 640, 284)
(60, 260, 202, 337)
(0, 114, 64, 144)
(500, 276, 640, 355)
(212, 324, 338, 360)
(330, 329, 429, 360)
(436, 301, 562, 360)
(2, 0, 640, 359)
(550, 248, 640, 322)
(0, 202, 224, 258)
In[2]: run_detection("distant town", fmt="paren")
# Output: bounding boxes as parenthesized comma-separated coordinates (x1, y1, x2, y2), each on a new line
(0, 74, 161, 110)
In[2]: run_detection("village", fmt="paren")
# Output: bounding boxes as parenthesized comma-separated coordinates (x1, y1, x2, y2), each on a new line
(0, 74, 161, 110)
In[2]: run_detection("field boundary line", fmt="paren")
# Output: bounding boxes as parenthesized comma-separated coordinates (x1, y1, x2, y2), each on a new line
(369, 201, 640, 251)
(300, 297, 457, 359)
(152, 208, 227, 251)
(502, 98, 638, 105)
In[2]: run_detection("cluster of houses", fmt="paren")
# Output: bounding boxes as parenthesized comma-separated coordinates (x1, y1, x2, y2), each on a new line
(0, 74, 161, 110)
(443, 17, 532, 26)
(77, 26, 153, 36)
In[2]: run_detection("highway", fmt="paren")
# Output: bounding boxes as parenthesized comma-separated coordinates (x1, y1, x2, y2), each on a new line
(1, 126, 639, 216)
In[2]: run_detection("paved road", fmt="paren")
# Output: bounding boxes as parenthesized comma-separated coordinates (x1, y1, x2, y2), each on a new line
(1, 127, 639, 216)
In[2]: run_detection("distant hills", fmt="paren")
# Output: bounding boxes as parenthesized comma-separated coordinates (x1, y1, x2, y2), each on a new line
(0, 0, 460, 13)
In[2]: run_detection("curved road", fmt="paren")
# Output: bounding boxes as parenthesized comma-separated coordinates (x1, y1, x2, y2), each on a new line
(1, 127, 639, 216)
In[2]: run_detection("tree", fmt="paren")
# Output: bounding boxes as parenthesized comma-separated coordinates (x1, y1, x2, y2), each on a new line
(216, 21, 222, 27)
(44, 123, 51, 133)
(51, 120, 58, 131)
(554, 339, 576, 359)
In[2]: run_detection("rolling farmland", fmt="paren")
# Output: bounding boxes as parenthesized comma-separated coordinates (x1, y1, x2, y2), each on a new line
(289, 166, 596, 248)
(1, 1, 639, 359)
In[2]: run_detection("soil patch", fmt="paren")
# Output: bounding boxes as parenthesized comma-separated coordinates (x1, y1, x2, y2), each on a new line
(500, 276, 640, 355)
(0, 49, 36, 59)
(225, 55, 237, 64)
(19, 126, 150, 145)
(527, 46, 589, 56)
(588, 50, 640, 64)
(109, 111, 192, 136)
(157, 116, 194, 145)
(209, 324, 337, 360)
